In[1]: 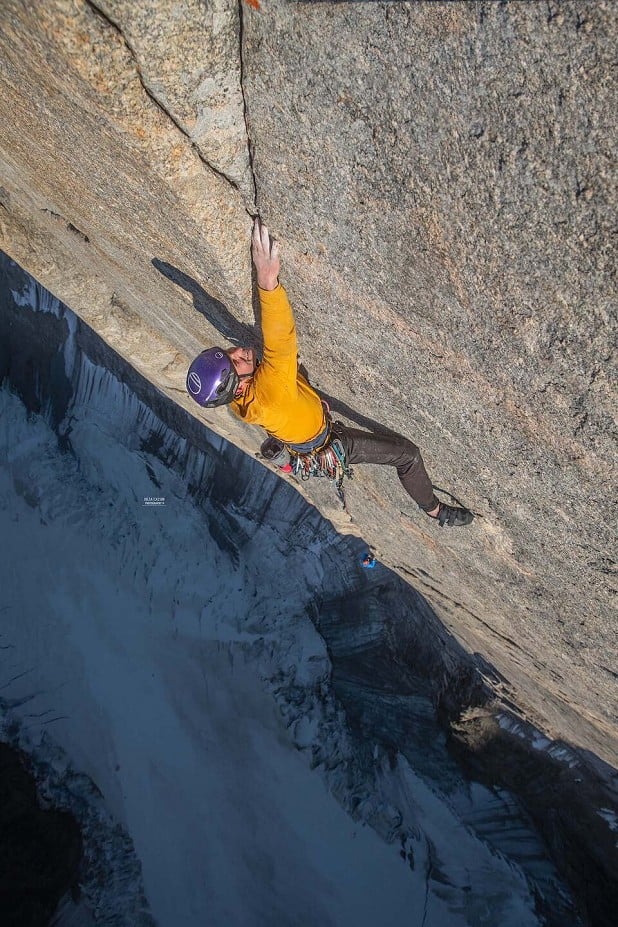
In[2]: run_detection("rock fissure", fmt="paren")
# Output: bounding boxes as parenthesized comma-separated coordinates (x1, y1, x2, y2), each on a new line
(237, 0, 259, 213)
(85, 0, 254, 214)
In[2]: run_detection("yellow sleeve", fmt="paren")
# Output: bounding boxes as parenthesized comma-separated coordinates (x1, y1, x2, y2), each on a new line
(258, 283, 298, 392)
(232, 282, 324, 440)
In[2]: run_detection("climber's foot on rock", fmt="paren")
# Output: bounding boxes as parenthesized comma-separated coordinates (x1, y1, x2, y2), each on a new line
(427, 502, 474, 528)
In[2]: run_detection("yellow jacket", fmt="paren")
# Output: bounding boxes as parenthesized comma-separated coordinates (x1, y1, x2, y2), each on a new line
(231, 284, 325, 444)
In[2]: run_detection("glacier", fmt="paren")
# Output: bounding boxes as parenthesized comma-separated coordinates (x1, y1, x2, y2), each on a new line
(0, 253, 602, 926)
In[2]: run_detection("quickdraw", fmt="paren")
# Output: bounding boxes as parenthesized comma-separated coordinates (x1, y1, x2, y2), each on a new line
(290, 437, 353, 508)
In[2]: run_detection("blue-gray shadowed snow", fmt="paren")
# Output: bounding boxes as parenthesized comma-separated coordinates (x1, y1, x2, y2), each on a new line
(0, 255, 615, 927)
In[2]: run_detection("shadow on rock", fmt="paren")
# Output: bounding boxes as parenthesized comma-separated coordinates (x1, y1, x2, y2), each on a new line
(298, 362, 402, 438)
(152, 258, 260, 349)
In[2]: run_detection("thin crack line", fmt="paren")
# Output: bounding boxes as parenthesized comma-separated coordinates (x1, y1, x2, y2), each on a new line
(85, 0, 254, 215)
(238, 0, 259, 215)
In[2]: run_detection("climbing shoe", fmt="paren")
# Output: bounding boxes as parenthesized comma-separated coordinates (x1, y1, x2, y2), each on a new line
(435, 502, 474, 527)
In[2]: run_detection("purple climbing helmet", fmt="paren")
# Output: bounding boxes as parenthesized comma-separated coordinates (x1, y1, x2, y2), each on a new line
(186, 347, 240, 408)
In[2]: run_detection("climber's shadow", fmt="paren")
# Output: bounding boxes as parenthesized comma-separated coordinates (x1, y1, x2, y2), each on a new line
(298, 363, 401, 439)
(152, 258, 260, 348)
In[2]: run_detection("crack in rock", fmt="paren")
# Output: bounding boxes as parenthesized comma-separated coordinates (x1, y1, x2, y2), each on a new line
(85, 0, 256, 215)
(238, 0, 259, 213)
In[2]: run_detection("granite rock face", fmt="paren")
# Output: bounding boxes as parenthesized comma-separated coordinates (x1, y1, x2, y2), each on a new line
(93, 0, 256, 201)
(0, 0, 616, 767)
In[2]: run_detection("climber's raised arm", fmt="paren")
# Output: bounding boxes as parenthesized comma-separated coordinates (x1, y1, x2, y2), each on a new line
(252, 217, 280, 291)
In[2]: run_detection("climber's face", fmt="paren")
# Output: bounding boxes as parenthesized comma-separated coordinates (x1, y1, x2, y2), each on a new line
(227, 346, 257, 379)
(227, 347, 257, 398)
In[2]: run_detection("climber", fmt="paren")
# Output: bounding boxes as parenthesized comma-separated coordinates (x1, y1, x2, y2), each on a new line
(360, 551, 377, 569)
(186, 219, 473, 528)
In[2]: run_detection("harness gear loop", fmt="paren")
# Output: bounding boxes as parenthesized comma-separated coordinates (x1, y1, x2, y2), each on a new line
(288, 414, 352, 507)
(290, 437, 353, 508)
(266, 405, 353, 508)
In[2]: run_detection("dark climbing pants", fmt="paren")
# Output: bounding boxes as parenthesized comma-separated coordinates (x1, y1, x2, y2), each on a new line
(332, 423, 438, 512)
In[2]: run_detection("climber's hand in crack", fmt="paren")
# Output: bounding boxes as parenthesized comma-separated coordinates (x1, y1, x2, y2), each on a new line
(252, 218, 280, 291)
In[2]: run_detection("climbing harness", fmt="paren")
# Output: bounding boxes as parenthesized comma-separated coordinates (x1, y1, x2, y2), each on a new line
(290, 435, 353, 508)
(285, 416, 332, 456)
(259, 402, 353, 508)
(286, 404, 353, 508)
